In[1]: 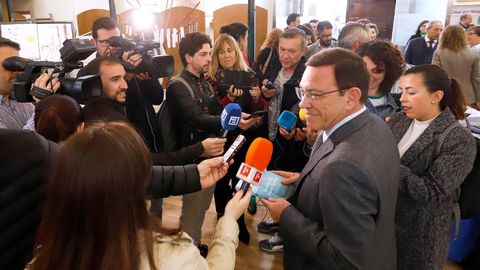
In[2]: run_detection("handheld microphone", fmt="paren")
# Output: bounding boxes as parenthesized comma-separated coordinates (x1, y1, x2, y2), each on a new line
(297, 108, 307, 128)
(237, 138, 273, 193)
(220, 103, 242, 137)
(223, 134, 246, 163)
(278, 110, 297, 132)
(299, 108, 306, 122)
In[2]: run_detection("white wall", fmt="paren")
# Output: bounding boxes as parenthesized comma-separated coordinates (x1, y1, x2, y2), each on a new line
(392, 0, 449, 46)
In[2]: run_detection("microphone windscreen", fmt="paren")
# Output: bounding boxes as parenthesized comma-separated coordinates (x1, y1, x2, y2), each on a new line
(245, 138, 273, 171)
(278, 110, 297, 131)
(221, 103, 242, 131)
(299, 108, 306, 122)
(2, 56, 30, 72)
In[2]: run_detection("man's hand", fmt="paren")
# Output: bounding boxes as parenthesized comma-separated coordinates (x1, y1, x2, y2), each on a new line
(197, 157, 229, 189)
(31, 72, 61, 103)
(261, 85, 279, 98)
(260, 198, 291, 223)
(238, 112, 257, 130)
(294, 127, 307, 141)
(306, 127, 320, 147)
(271, 170, 300, 185)
(200, 137, 227, 157)
(122, 51, 143, 68)
(279, 126, 295, 140)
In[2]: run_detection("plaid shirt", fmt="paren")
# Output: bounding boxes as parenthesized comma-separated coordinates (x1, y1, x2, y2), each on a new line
(268, 68, 291, 140)
(0, 95, 34, 130)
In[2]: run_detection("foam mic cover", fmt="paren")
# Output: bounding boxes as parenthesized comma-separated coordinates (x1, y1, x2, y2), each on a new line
(245, 138, 273, 171)
(221, 103, 242, 137)
(237, 138, 273, 190)
(299, 108, 306, 122)
(278, 110, 298, 132)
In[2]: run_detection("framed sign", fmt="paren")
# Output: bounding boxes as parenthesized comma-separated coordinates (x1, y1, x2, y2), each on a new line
(455, 0, 480, 5)
(0, 22, 73, 61)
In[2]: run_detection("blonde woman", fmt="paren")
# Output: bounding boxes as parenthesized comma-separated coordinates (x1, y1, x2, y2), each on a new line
(433, 25, 480, 109)
(207, 34, 266, 112)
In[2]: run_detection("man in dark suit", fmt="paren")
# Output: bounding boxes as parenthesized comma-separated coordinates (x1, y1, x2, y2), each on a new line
(261, 48, 400, 269)
(404, 20, 443, 65)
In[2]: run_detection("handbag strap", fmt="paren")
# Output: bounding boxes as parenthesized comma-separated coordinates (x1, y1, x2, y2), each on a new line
(261, 49, 273, 75)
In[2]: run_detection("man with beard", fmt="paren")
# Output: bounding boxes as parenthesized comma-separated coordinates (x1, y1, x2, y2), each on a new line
(305, 21, 337, 59)
(82, 57, 128, 122)
(167, 32, 256, 256)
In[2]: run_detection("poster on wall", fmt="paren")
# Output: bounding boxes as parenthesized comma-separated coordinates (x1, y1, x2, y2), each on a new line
(450, 5, 480, 25)
(0, 22, 73, 61)
(455, 0, 480, 5)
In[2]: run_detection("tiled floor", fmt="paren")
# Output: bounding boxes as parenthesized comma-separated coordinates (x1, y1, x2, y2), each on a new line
(160, 196, 464, 270)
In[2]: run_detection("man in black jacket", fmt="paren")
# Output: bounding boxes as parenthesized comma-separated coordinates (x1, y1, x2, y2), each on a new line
(167, 32, 256, 254)
(262, 28, 308, 172)
(79, 17, 164, 153)
(404, 20, 443, 65)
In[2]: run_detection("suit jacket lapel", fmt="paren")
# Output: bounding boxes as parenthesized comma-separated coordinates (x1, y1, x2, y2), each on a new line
(288, 110, 372, 198)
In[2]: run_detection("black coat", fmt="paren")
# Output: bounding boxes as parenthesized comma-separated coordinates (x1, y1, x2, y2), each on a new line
(404, 37, 438, 65)
(167, 69, 222, 149)
(0, 130, 58, 270)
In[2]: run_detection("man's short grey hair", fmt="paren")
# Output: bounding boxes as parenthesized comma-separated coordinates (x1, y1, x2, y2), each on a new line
(426, 20, 443, 30)
(281, 27, 308, 49)
(337, 22, 370, 50)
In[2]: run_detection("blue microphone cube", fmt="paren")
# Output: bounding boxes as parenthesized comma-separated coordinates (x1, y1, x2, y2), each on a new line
(221, 103, 242, 131)
(277, 110, 297, 132)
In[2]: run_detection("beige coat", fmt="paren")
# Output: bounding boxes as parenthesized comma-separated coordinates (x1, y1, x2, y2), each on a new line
(26, 217, 239, 270)
(432, 47, 480, 104)
(138, 216, 239, 270)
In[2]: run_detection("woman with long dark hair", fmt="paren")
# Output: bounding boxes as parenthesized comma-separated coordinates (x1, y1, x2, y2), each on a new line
(388, 65, 476, 270)
(408, 20, 429, 42)
(27, 122, 251, 270)
(220, 22, 250, 65)
(34, 95, 84, 143)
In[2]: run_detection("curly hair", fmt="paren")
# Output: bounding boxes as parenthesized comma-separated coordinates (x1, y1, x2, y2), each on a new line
(357, 40, 404, 95)
(260, 28, 283, 50)
(439, 25, 467, 52)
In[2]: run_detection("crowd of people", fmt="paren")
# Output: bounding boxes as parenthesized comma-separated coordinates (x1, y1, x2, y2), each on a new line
(1, 11, 479, 270)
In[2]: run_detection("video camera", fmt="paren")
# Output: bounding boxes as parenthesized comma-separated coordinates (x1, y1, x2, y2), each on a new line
(106, 36, 174, 78)
(3, 38, 102, 103)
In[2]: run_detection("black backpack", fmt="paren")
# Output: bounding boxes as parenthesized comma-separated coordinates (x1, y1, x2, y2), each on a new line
(156, 94, 176, 152)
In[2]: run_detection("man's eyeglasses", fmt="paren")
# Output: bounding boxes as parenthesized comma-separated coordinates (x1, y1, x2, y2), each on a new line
(295, 87, 343, 101)
(95, 39, 110, 47)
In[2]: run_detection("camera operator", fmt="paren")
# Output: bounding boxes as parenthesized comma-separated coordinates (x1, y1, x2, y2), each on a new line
(0, 38, 59, 130)
(78, 16, 164, 153)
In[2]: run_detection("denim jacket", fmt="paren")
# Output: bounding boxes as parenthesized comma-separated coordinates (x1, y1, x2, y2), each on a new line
(366, 93, 401, 120)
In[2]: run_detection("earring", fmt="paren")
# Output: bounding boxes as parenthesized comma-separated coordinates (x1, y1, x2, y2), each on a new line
(431, 101, 435, 104)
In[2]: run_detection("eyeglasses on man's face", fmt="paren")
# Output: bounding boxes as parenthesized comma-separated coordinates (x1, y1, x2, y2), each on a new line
(295, 86, 343, 101)
(95, 39, 110, 47)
